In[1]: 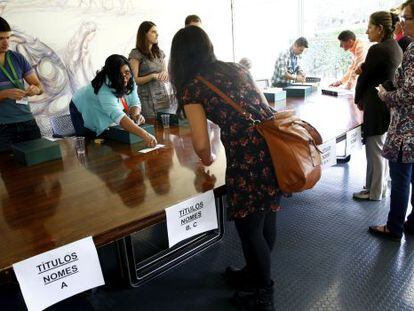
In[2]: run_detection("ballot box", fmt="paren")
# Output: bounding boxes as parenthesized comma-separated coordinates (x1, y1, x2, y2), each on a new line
(11, 138, 62, 166)
(291, 82, 319, 92)
(263, 88, 287, 109)
(305, 76, 321, 83)
(321, 88, 340, 96)
(104, 124, 155, 144)
(283, 85, 312, 97)
(321, 88, 353, 97)
(255, 79, 271, 90)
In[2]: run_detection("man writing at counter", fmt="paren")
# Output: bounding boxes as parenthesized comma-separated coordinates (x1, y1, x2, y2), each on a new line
(271, 37, 308, 87)
(329, 30, 369, 90)
(0, 17, 43, 152)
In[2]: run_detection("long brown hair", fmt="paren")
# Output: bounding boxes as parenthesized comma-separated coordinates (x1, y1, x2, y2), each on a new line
(135, 21, 161, 60)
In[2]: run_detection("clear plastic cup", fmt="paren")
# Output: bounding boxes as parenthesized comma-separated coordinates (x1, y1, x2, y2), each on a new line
(75, 137, 86, 155)
(161, 114, 170, 128)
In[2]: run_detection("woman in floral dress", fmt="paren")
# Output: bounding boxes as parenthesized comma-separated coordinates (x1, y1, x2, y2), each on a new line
(169, 26, 280, 311)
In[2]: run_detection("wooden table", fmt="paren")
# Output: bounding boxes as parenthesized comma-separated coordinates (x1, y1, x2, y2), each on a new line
(286, 92, 363, 142)
(0, 92, 362, 280)
(0, 125, 226, 278)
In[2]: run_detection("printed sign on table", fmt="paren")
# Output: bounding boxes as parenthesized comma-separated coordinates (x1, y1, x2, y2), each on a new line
(319, 139, 337, 168)
(165, 190, 218, 248)
(345, 126, 363, 156)
(13, 236, 105, 311)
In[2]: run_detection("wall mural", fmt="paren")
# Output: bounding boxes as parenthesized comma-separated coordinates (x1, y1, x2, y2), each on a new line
(1, 0, 233, 136)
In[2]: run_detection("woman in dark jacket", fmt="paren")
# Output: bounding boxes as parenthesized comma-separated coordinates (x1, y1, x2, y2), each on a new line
(372, 0, 414, 241)
(354, 11, 403, 201)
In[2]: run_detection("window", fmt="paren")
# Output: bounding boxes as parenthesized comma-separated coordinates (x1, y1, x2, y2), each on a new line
(301, 0, 402, 80)
(232, 0, 299, 80)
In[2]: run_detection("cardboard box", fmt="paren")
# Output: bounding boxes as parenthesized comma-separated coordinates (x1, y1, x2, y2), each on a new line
(283, 85, 312, 97)
(12, 138, 62, 166)
(104, 124, 155, 144)
(263, 88, 287, 103)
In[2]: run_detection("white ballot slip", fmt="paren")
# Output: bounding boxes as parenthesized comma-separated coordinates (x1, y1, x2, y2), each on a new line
(13, 236, 105, 311)
(165, 190, 218, 248)
(319, 139, 337, 168)
(138, 144, 165, 153)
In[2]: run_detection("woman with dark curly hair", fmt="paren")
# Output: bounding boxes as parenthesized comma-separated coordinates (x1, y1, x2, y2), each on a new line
(69, 54, 157, 147)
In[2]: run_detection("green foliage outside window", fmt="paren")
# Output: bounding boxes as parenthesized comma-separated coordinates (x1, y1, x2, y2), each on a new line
(301, 28, 366, 80)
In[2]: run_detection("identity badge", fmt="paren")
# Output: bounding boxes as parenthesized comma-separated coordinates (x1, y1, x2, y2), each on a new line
(16, 97, 29, 105)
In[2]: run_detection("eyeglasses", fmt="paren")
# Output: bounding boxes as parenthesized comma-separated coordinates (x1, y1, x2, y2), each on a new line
(401, 15, 414, 22)
(120, 71, 131, 79)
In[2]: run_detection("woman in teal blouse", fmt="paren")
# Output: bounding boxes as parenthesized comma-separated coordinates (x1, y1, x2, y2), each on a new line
(69, 54, 157, 147)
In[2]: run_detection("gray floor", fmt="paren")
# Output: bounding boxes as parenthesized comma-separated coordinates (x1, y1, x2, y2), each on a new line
(2, 148, 414, 310)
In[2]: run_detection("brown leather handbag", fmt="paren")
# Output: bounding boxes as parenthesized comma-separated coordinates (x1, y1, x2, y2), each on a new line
(197, 75, 322, 193)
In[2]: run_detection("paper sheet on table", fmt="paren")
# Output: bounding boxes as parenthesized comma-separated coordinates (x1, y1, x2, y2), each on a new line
(138, 144, 165, 153)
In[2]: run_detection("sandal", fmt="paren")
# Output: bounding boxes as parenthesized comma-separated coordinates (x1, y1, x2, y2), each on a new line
(368, 225, 402, 242)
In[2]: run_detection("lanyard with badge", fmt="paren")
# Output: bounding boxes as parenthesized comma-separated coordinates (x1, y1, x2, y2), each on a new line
(0, 52, 27, 104)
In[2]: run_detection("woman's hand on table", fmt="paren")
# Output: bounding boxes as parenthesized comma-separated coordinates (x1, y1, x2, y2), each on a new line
(144, 133, 157, 148)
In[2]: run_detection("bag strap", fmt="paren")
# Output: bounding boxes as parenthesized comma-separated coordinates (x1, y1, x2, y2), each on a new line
(196, 75, 258, 124)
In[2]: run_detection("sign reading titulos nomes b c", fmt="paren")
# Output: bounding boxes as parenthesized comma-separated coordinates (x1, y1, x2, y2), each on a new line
(13, 236, 104, 311)
(165, 190, 218, 247)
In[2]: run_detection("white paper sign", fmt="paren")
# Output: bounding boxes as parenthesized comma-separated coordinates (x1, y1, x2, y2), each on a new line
(319, 139, 337, 168)
(345, 126, 363, 155)
(13, 236, 105, 311)
(165, 190, 218, 248)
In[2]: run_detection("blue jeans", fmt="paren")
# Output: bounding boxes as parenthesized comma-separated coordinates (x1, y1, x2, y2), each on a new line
(386, 160, 414, 235)
(69, 101, 97, 138)
(0, 119, 41, 152)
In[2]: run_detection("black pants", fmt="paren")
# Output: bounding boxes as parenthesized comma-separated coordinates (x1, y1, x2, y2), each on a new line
(0, 119, 41, 152)
(69, 101, 97, 138)
(234, 209, 277, 288)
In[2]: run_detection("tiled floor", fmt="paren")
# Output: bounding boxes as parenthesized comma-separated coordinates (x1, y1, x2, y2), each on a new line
(2, 148, 414, 310)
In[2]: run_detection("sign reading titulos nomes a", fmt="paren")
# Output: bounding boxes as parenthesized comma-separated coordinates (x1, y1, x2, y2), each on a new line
(13, 236, 104, 311)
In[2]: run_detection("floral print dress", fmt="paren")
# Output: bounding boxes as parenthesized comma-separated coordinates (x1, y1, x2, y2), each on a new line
(383, 42, 414, 163)
(182, 63, 281, 219)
